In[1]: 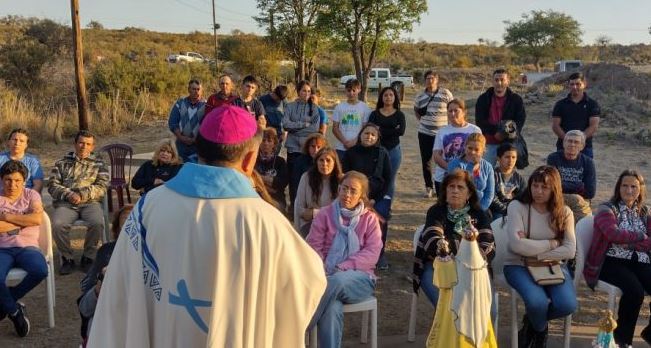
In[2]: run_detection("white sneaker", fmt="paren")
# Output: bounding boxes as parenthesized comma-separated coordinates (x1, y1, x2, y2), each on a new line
(424, 187, 433, 198)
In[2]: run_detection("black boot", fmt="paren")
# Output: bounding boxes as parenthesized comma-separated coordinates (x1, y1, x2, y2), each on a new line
(531, 326, 548, 348)
(518, 315, 534, 348)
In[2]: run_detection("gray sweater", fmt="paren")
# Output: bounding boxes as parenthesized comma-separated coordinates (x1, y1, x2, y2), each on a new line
(283, 100, 320, 154)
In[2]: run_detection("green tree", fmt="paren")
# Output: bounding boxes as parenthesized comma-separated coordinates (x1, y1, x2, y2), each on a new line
(87, 20, 104, 30)
(503, 10, 582, 71)
(317, 0, 427, 100)
(255, 0, 325, 83)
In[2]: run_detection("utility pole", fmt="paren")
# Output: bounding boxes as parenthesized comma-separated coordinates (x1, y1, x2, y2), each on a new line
(211, 0, 219, 63)
(70, 0, 90, 130)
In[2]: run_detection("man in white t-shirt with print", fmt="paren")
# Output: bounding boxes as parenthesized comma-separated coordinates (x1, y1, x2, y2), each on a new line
(332, 79, 372, 161)
(432, 99, 481, 194)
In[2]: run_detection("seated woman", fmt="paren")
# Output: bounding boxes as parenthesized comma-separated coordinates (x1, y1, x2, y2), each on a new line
(342, 123, 392, 269)
(294, 147, 342, 236)
(131, 139, 183, 193)
(255, 128, 289, 211)
(489, 143, 526, 221)
(78, 204, 133, 347)
(412, 169, 495, 310)
(447, 133, 495, 212)
(0, 160, 47, 337)
(505, 165, 577, 347)
(306, 171, 382, 348)
(289, 133, 328, 210)
(584, 170, 651, 347)
(341, 123, 392, 204)
(426, 213, 497, 348)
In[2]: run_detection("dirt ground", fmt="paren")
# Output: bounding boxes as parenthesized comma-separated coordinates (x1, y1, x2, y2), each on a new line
(2, 84, 651, 347)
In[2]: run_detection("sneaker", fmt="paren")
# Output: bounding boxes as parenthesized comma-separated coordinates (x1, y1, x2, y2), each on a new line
(59, 257, 75, 275)
(376, 255, 390, 271)
(80, 256, 94, 273)
(423, 187, 434, 198)
(9, 302, 30, 337)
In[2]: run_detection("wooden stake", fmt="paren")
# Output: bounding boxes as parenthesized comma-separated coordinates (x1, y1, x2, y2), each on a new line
(70, 0, 90, 130)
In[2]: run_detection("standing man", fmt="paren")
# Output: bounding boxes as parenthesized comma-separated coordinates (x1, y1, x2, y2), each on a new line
(332, 79, 371, 162)
(260, 85, 288, 140)
(551, 72, 601, 158)
(232, 75, 267, 129)
(88, 106, 326, 348)
(49, 130, 109, 275)
(475, 69, 526, 166)
(205, 74, 238, 114)
(0, 128, 44, 193)
(168, 79, 206, 163)
(413, 70, 453, 198)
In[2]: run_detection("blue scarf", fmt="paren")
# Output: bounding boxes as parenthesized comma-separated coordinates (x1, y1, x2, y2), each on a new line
(324, 199, 364, 274)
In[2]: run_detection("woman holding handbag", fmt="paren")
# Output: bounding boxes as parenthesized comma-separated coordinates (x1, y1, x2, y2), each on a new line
(504, 165, 577, 348)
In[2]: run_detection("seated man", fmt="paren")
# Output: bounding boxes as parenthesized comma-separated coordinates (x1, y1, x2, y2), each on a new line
(0, 160, 47, 337)
(546, 130, 595, 222)
(0, 128, 44, 193)
(48, 130, 109, 275)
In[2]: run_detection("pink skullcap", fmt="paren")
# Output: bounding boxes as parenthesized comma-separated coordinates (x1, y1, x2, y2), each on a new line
(199, 105, 257, 144)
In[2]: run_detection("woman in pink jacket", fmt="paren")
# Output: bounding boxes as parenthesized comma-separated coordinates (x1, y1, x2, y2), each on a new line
(306, 171, 382, 348)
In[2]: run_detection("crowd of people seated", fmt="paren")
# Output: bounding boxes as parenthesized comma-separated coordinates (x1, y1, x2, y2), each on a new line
(3, 67, 650, 348)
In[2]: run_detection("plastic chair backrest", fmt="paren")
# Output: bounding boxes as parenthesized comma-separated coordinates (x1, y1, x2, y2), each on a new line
(38, 212, 53, 261)
(100, 143, 133, 184)
(573, 215, 594, 285)
(490, 218, 509, 278)
(413, 225, 424, 255)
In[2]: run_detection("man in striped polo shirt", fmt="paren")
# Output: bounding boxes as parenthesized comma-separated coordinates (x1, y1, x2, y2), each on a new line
(413, 70, 454, 198)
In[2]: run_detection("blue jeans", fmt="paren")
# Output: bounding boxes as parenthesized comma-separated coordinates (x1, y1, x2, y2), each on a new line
(484, 144, 499, 168)
(0, 247, 48, 315)
(308, 270, 375, 348)
(387, 145, 402, 198)
(175, 140, 197, 163)
(420, 261, 498, 322)
(504, 264, 577, 332)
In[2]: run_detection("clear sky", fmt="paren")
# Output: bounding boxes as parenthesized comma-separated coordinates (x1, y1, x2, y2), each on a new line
(2, 0, 650, 45)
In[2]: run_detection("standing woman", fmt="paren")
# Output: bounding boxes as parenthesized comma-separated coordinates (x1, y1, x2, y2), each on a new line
(447, 133, 495, 212)
(294, 147, 343, 236)
(413, 71, 454, 198)
(368, 87, 405, 199)
(255, 128, 289, 211)
(283, 81, 321, 177)
(584, 170, 651, 347)
(306, 171, 382, 348)
(131, 139, 183, 193)
(504, 165, 577, 347)
(431, 99, 481, 196)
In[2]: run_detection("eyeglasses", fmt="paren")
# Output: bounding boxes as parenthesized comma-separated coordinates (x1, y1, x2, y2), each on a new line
(339, 186, 360, 196)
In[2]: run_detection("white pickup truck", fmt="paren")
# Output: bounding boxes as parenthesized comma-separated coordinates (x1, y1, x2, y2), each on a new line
(339, 68, 414, 89)
(166, 51, 207, 63)
(522, 60, 583, 85)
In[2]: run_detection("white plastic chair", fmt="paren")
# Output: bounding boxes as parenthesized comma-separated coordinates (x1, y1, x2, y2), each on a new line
(6, 212, 56, 328)
(407, 225, 427, 342)
(309, 297, 378, 348)
(574, 215, 622, 312)
(491, 218, 572, 348)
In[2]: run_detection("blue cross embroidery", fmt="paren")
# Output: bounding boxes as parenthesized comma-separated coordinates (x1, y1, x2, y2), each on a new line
(169, 279, 212, 333)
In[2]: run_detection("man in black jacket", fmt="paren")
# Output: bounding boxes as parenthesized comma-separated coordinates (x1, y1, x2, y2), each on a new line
(474, 69, 526, 166)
